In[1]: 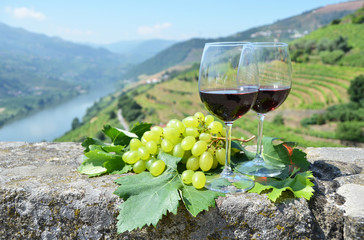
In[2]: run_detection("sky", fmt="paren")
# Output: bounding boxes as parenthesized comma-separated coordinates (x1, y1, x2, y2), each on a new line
(0, 0, 347, 44)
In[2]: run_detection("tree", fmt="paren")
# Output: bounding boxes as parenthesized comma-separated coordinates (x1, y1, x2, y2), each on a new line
(72, 117, 81, 130)
(348, 75, 364, 104)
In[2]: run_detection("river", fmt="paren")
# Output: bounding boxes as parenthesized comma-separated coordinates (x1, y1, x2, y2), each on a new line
(0, 86, 115, 142)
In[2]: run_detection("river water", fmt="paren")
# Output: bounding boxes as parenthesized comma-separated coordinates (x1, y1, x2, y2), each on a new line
(0, 86, 115, 142)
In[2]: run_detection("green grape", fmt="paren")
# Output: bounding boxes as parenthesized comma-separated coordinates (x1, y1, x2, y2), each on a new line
(181, 169, 194, 184)
(207, 145, 216, 156)
(122, 151, 131, 162)
(138, 146, 150, 160)
(208, 121, 223, 134)
(163, 127, 180, 143)
(173, 143, 185, 158)
(141, 137, 148, 145)
(126, 150, 140, 164)
(199, 151, 213, 171)
(192, 171, 206, 189)
(167, 119, 185, 133)
(150, 160, 166, 176)
(146, 157, 156, 170)
(133, 160, 146, 173)
(181, 150, 191, 164)
(186, 156, 200, 171)
(216, 148, 226, 165)
(183, 127, 199, 138)
(199, 132, 212, 142)
(182, 116, 199, 128)
(194, 112, 205, 121)
(161, 139, 174, 152)
(212, 156, 219, 169)
(219, 127, 226, 137)
(204, 115, 214, 125)
(191, 140, 208, 157)
(130, 138, 142, 151)
(143, 131, 159, 142)
(145, 141, 158, 155)
(167, 119, 179, 127)
(181, 136, 196, 151)
(151, 126, 163, 136)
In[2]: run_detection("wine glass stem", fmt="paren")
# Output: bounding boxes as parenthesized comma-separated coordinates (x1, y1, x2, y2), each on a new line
(221, 122, 233, 177)
(256, 113, 265, 161)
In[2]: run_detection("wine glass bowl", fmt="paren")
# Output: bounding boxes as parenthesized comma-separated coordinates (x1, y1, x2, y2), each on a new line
(237, 42, 292, 177)
(199, 42, 258, 193)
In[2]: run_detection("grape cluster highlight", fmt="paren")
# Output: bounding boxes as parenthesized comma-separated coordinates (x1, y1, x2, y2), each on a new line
(122, 112, 228, 189)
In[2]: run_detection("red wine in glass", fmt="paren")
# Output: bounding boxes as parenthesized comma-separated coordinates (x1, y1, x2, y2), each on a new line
(200, 88, 258, 122)
(237, 42, 292, 178)
(253, 86, 291, 114)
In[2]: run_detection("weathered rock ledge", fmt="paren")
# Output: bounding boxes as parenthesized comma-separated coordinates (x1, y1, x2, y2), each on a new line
(0, 142, 363, 240)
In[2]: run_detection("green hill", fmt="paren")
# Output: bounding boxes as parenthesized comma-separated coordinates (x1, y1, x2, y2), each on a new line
(56, 1, 364, 147)
(57, 62, 364, 147)
(289, 6, 364, 67)
(124, 1, 364, 79)
(0, 22, 130, 127)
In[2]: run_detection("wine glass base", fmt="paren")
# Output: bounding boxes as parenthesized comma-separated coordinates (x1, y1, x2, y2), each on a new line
(205, 172, 254, 194)
(237, 160, 282, 177)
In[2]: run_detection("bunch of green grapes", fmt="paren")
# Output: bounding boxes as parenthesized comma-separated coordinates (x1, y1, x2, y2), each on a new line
(122, 112, 228, 190)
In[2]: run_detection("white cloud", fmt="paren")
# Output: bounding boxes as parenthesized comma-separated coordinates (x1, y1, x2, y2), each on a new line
(6, 7, 46, 20)
(138, 22, 172, 35)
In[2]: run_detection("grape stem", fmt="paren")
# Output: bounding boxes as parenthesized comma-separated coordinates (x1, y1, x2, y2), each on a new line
(210, 135, 255, 145)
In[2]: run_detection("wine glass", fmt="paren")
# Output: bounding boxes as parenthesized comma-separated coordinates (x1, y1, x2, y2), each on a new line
(199, 42, 258, 193)
(237, 42, 292, 177)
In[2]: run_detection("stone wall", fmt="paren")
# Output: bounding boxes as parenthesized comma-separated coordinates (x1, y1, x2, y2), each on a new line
(0, 142, 363, 239)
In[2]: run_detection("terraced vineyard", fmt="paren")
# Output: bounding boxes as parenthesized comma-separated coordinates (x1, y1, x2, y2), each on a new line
(57, 62, 364, 147)
(133, 63, 364, 147)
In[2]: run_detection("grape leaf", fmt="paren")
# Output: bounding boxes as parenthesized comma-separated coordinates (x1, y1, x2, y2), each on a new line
(81, 137, 105, 152)
(180, 185, 224, 217)
(77, 156, 107, 177)
(248, 171, 315, 202)
(78, 149, 126, 177)
(114, 167, 182, 232)
(130, 122, 153, 139)
(114, 151, 225, 232)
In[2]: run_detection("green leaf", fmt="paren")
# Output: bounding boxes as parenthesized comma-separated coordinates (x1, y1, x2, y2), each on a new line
(114, 151, 225, 233)
(102, 144, 124, 153)
(114, 168, 182, 232)
(130, 122, 153, 139)
(77, 155, 107, 177)
(78, 149, 125, 177)
(102, 125, 136, 146)
(248, 171, 315, 202)
(81, 137, 105, 152)
(180, 185, 224, 217)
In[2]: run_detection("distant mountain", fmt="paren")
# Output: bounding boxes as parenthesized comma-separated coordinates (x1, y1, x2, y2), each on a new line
(124, 0, 364, 79)
(0, 22, 129, 85)
(102, 39, 178, 63)
(0, 22, 129, 127)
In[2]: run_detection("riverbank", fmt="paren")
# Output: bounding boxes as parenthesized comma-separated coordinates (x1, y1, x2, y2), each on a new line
(0, 86, 115, 142)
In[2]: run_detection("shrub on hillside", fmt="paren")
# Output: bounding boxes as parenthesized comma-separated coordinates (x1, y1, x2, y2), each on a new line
(348, 74, 364, 104)
(320, 50, 344, 64)
(336, 121, 364, 142)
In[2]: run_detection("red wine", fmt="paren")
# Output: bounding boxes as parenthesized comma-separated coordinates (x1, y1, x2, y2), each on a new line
(200, 88, 258, 122)
(252, 87, 291, 114)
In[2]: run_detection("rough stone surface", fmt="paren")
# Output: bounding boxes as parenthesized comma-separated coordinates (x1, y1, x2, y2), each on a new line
(0, 142, 363, 239)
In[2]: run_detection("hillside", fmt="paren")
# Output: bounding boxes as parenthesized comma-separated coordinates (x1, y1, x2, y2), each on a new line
(289, 6, 364, 67)
(0, 22, 129, 127)
(103, 39, 178, 64)
(124, 0, 364, 79)
(57, 62, 364, 147)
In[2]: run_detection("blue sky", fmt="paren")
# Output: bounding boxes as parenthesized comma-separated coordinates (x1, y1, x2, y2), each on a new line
(0, 0, 346, 44)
